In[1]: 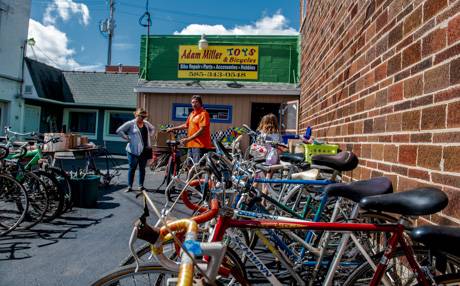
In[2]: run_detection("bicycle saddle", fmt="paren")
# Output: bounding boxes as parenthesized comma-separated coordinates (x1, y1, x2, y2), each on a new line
(325, 176, 393, 203)
(280, 153, 305, 164)
(166, 140, 180, 146)
(410, 225, 460, 257)
(311, 151, 359, 172)
(359, 187, 448, 216)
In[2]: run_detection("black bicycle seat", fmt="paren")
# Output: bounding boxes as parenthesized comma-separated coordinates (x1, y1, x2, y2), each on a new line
(359, 187, 448, 216)
(166, 140, 180, 146)
(280, 153, 305, 164)
(311, 151, 359, 172)
(410, 225, 460, 257)
(325, 177, 393, 203)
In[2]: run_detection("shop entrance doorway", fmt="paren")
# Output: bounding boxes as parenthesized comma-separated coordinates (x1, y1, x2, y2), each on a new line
(250, 103, 281, 130)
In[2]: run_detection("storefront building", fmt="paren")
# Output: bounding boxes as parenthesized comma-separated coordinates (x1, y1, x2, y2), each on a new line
(135, 35, 300, 137)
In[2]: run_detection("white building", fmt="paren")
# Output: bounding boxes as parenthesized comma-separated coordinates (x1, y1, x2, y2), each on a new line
(0, 0, 31, 131)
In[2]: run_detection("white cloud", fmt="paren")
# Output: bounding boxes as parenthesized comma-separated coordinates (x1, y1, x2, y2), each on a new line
(174, 11, 298, 35)
(43, 0, 90, 26)
(113, 43, 135, 50)
(27, 19, 102, 71)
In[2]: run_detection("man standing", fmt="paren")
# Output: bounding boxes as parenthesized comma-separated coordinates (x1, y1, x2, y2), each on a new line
(167, 95, 212, 163)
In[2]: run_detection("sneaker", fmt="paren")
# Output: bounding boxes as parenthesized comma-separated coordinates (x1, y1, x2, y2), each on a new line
(124, 187, 133, 193)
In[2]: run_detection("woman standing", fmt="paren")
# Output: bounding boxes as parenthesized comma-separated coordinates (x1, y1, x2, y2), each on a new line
(116, 108, 155, 192)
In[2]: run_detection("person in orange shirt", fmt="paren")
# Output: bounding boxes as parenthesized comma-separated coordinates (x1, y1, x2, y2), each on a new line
(167, 95, 213, 164)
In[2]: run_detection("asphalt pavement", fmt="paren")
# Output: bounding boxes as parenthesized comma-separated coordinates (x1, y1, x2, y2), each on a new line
(0, 159, 189, 286)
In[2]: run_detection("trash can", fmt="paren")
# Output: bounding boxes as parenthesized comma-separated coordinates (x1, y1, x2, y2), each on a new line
(70, 175, 100, 208)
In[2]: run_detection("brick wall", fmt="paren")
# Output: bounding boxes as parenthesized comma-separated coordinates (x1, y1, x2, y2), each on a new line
(299, 0, 460, 224)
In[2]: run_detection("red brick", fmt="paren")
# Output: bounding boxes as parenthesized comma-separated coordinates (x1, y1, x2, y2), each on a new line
(398, 176, 422, 191)
(386, 113, 402, 131)
(411, 58, 433, 75)
(442, 187, 460, 219)
(421, 105, 446, 130)
(423, 0, 448, 22)
(376, 9, 389, 31)
(422, 28, 447, 57)
(402, 41, 421, 68)
(373, 116, 386, 133)
(412, 94, 434, 108)
(433, 131, 460, 143)
(410, 132, 432, 142)
(393, 134, 410, 142)
(436, 0, 460, 23)
(404, 6, 422, 35)
(434, 86, 460, 103)
(364, 94, 376, 110)
(432, 172, 460, 188)
(378, 162, 392, 172)
(371, 144, 384, 160)
(451, 58, 460, 85)
(423, 63, 450, 94)
(392, 164, 409, 176)
(434, 42, 460, 64)
(447, 101, 460, 128)
(376, 89, 388, 107)
(384, 144, 398, 163)
(362, 144, 372, 158)
(431, 213, 459, 226)
(448, 13, 460, 45)
(403, 74, 423, 98)
(402, 110, 420, 131)
(408, 168, 430, 181)
(375, 62, 388, 81)
(387, 53, 402, 76)
(399, 145, 418, 165)
(388, 82, 403, 102)
(417, 145, 442, 170)
(388, 22, 403, 47)
(443, 146, 460, 172)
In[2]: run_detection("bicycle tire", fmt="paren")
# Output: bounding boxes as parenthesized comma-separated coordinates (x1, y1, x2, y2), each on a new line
(17, 172, 49, 230)
(47, 167, 73, 213)
(343, 246, 460, 286)
(0, 174, 29, 236)
(33, 170, 63, 222)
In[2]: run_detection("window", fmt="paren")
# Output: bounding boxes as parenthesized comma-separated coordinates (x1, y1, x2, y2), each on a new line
(69, 111, 96, 133)
(103, 110, 133, 141)
(63, 109, 98, 139)
(172, 103, 232, 123)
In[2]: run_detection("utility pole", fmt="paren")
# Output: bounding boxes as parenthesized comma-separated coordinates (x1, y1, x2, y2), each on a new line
(107, 0, 115, 66)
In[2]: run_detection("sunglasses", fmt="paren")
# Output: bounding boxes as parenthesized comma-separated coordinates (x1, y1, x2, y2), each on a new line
(138, 115, 147, 119)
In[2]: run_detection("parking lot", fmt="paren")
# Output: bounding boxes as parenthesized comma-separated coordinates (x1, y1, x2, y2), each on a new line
(0, 160, 183, 286)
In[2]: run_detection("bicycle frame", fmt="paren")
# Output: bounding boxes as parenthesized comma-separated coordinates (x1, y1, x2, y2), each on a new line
(210, 211, 432, 286)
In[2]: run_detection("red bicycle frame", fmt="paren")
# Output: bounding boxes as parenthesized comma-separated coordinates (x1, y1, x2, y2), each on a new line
(176, 183, 432, 286)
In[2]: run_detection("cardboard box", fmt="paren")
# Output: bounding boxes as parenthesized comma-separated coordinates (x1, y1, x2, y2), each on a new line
(43, 133, 69, 152)
(154, 131, 172, 147)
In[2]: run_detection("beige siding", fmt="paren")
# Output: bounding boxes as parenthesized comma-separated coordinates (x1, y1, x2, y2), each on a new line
(138, 92, 298, 133)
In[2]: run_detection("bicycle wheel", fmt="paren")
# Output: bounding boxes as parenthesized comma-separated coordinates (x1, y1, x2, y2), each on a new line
(0, 174, 29, 236)
(47, 166, 73, 213)
(18, 172, 48, 229)
(91, 264, 176, 286)
(343, 246, 460, 286)
(33, 170, 63, 222)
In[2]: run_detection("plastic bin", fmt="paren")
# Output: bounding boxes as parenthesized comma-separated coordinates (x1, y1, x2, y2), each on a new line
(70, 175, 100, 208)
(304, 144, 339, 163)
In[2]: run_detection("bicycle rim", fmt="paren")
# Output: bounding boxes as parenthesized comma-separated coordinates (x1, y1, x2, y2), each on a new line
(34, 170, 63, 222)
(91, 264, 175, 286)
(17, 172, 49, 229)
(0, 174, 29, 236)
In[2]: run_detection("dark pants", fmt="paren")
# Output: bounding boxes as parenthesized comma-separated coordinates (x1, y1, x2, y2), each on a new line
(188, 148, 209, 165)
(127, 151, 148, 188)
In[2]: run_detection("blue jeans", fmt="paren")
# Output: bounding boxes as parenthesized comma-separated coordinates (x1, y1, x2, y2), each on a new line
(187, 148, 208, 165)
(127, 151, 148, 188)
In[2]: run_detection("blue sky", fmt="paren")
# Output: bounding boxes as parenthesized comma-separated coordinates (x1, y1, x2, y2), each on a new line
(28, 0, 299, 71)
